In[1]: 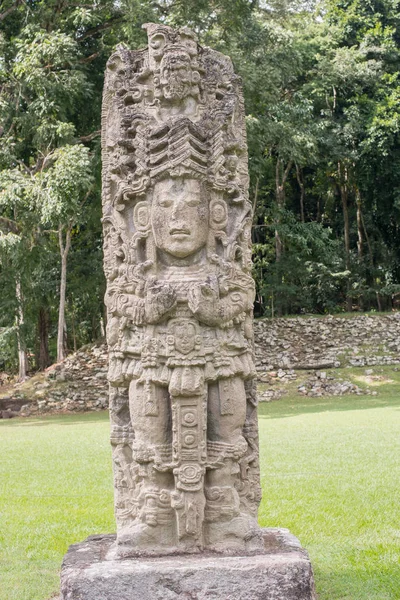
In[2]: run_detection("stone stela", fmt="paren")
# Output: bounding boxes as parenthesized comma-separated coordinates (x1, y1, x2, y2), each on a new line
(59, 23, 316, 600)
(102, 22, 263, 557)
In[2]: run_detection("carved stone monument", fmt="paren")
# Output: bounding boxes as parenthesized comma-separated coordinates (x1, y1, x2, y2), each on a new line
(59, 23, 316, 600)
(102, 22, 262, 558)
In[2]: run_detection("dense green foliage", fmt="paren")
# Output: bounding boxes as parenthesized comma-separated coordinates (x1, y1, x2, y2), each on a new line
(1, 0, 400, 372)
(1, 368, 400, 599)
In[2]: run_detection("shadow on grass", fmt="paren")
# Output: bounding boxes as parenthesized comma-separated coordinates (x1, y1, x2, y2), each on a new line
(258, 392, 400, 420)
(0, 411, 109, 427)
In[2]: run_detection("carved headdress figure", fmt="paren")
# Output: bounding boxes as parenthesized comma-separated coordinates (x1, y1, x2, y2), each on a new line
(102, 23, 262, 556)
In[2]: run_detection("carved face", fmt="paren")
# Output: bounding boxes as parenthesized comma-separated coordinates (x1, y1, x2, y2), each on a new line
(174, 321, 196, 354)
(160, 52, 194, 101)
(151, 178, 208, 258)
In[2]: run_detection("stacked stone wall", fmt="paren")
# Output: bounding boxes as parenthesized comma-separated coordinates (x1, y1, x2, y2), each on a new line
(254, 313, 400, 371)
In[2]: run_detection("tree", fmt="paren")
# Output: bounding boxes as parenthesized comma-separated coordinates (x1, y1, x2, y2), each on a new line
(0, 1, 115, 369)
(36, 144, 94, 361)
(0, 169, 39, 379)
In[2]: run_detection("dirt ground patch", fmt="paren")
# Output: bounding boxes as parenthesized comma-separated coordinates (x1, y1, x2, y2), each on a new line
(353, 374, 394, 386)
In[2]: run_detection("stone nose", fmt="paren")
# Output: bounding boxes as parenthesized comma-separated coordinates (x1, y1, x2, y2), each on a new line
(171, 199, 186, 221)
(170, 201, 179, 220)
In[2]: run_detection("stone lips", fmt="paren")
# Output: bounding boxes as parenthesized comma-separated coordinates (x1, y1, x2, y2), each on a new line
(101, 23, 262, 556)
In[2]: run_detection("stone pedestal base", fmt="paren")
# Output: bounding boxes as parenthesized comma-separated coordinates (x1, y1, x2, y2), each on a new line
(60, 528, 316, 600)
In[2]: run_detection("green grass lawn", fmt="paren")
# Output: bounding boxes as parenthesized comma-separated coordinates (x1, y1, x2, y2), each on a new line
(0, 413, 115, 600)
(1, 367, 400, 600)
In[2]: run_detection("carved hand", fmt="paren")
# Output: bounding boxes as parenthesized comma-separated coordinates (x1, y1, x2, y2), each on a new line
(145, 282, 177, 323)
(188, 282, 220, 325)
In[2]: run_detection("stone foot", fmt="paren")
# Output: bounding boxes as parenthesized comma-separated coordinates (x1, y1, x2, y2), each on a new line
(205, 513, 264, 554)
(115, 521, 178, 558)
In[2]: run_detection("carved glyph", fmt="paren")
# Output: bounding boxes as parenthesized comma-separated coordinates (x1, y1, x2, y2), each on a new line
(102, 23, 263, 556)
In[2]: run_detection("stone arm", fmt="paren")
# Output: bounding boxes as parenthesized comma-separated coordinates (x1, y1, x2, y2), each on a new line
(188, 281, 254, 326)
(144, 282, 177, 324)
(105, 278, 177, 326)
(106, 291, 146, 325)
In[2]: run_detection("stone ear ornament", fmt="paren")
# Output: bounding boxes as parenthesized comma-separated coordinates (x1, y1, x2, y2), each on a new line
(133, 201, 150, 232)
(149, 32, 167, 55)
(210, 198, 228, 230)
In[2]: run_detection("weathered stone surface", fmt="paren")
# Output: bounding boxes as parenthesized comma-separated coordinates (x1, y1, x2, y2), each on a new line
(102, 24, 262, 556)
(57, 27, 318, 600)
(60, 530, 316, 600)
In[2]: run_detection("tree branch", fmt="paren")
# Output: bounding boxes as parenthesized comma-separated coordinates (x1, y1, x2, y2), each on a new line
(30, 152, 56, 175)
(295, 162, 305, 222)
(15, 159, 31, 175)
(79, 129, 101, 143)
(282, 160, 293, 186)
(58, 223, 65, 256)
(0, 216, 20, 234)
(78, 52, 101, 64)
(76, 15, 123, 42)
(0, 0, 24, 22)
(252, 176, 259, 216)
(65, 221, 72, 256)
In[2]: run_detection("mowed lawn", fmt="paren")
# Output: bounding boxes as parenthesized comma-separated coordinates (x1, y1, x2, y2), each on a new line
(1, 367, 400, 600)
(0, 413, 115, 600)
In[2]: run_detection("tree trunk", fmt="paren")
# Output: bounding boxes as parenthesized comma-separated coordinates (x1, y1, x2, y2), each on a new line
(15, 278, 28, 381)
(274, 158, 293, 316)
(100, 315, 105, 338)
(355, 187, 363, 311)
(57, 223, 72, 363)
(38, 307, 50, 370)
(252, 176, 259, 219)
(376, 291, 382, 312)
(316, 198, 321, 222)
(339, 162, 352, 312)
(360, 211, 383, 311)
(361, 212, 373, 268)
(295, 163, 305, 223)
(355, 188, 363, 259)
(71, 311, 77, 353)
(275, 159, 292, 259)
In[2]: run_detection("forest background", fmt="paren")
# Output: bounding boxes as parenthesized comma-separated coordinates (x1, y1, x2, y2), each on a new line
(1, 0, 400, 378)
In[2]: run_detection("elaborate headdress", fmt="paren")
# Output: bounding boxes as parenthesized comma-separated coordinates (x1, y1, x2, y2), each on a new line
(102, 24, 252, 272)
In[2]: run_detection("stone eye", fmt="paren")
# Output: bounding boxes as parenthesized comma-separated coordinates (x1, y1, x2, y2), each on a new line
(186, 197, 201, 207)
(158, 197, 173, 207)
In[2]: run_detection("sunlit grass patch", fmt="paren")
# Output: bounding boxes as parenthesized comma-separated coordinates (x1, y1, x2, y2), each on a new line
(258, 376, 400, 600)
(0, 413, 114, 600)
(352, 374, 394, 386)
